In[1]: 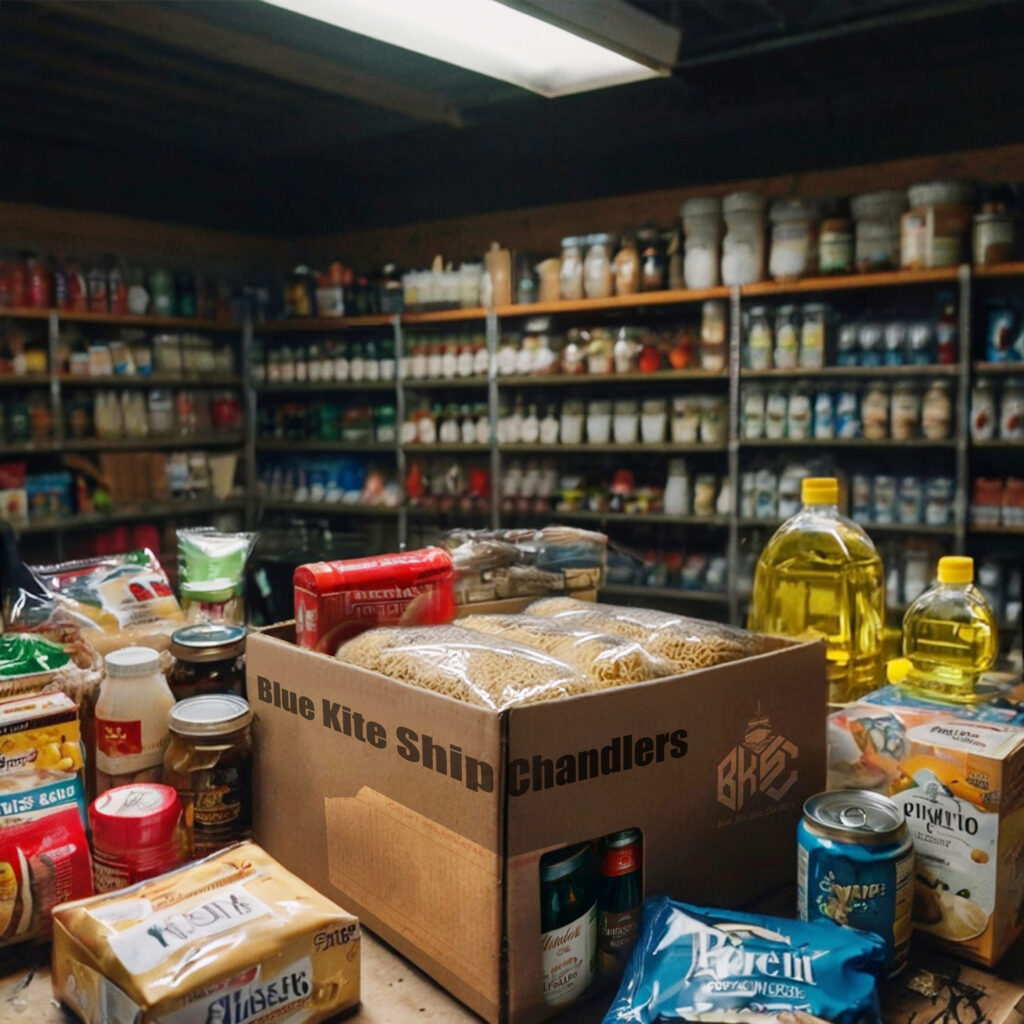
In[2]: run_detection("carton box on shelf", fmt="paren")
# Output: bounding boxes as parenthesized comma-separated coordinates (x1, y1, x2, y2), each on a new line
(249, 621, 826, 1024)
(829, 697, 1024, 967)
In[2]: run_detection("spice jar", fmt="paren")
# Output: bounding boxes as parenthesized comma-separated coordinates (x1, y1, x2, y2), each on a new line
(819, 218, 853, 274)
(922, 378, 953, 440)
(559, 237, 584, 301)
(560, 399, 585, 445)
(163, 695, 253, 859)
(721, 192, 766, 285)
(851, 191, 905, 271)
(637, 228, 666, 291)
(699, 300, 727, 372)
(583, 234, 615, 299)
(681, 197, 722, 289)
(613, 399, 639, 444)
(586, 399, 612, 444)
(891, 382, 922, 440)
(974, 208, 1015, 267)
(613, 237, 639, 296)
(769, 199, 819, 281)
(671, 396, 701, 443)
(640, 398, 667, 443)
(901, 180, 975, 269)
(89, 784, 186, 893)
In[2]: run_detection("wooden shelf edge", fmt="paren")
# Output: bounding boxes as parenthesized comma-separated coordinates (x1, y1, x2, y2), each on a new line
(741, 364, 958, 380)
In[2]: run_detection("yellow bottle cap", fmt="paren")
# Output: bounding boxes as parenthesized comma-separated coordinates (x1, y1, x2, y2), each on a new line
(937, 556, 973, 585)
(801, 477, 838, 505)
(886, 657, 912, 684)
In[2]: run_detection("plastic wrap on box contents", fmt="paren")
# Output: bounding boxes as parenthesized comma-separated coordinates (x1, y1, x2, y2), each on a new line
(603, 897, 886, 1024)
(444, 526, 606, 604)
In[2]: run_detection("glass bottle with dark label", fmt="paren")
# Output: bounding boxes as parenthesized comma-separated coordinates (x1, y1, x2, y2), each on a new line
(598, 829, 643, 974)
(539, 843, 598, 1007)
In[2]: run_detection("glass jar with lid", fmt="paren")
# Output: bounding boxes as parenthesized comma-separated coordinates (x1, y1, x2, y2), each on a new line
(583, 234, 615, 300)
(169, 623, 246, 700)
(637, 228, 666, 291)
(721, 192, 766, 285)
(612, 399, 639, 444)
(973, 208, 1015, 267)
(641, 398, 667, 443)
(681, 197, 722, 289)
(922, 378, 953, 440)
(586, 399, 612, 444)
(819, 219, 853, 274)
(851, 191, 906, 271)
(769, 198, 819, 281)
(163, 694, 253, 859)
(746, 306, 772, 370)
(559, 237, 585, 301)
(699, 300, 727, 372)
(612, 236, 640, 296)
(560, 399, 585, 445)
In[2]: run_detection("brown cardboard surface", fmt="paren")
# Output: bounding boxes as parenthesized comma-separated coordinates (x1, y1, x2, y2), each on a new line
(250, 624, 826, 1023)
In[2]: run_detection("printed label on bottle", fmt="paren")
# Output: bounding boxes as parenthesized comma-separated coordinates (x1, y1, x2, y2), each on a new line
(599, 907, 639, 956)
(191, 762, 253, 856)
(96, 718, 142, 760)
(541, 903, 597, 1007)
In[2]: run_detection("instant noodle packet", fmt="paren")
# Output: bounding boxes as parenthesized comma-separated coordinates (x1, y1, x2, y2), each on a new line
(51, 841, 360, 1024)
(603, 897, 886, 1024)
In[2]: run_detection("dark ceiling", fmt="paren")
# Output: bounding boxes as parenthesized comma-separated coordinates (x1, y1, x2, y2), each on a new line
(2, 0, 1023, 237)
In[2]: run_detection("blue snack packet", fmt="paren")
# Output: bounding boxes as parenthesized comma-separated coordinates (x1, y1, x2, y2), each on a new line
(603, 897, 886, 1023)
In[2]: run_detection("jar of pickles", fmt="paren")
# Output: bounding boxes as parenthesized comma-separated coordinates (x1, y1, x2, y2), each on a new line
(163, 695, 253, 859)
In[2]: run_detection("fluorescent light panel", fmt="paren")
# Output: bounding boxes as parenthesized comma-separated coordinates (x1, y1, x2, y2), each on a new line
(261, 0, 668, 97)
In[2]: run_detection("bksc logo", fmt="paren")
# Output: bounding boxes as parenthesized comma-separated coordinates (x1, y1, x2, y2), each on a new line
(717, 704, 798, 811)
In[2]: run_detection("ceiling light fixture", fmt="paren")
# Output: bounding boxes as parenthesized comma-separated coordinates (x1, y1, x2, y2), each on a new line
(260, 0, 681, 98)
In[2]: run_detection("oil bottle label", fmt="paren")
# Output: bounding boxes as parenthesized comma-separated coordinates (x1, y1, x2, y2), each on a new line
(541, 902, 597, 1006)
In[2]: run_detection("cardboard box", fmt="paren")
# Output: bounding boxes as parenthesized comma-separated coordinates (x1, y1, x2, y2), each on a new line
(250, 624, 825, 1023)
(829, 699, 1024, 967)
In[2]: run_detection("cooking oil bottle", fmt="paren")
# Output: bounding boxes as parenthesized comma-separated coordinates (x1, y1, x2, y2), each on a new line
(887, 556, 998, 703)
(748, 477, 885, 704)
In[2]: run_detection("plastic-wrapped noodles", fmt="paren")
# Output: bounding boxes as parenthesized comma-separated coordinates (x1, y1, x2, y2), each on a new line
(458, 613, 674, 687)
(528, 598, 790, 674)
(335, 624, 590, 710)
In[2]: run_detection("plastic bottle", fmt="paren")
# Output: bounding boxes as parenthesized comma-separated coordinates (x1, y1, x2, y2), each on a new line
(95, 647, 176, 795)
(887, 556, 998, 703)
(748, 477, 885, 704)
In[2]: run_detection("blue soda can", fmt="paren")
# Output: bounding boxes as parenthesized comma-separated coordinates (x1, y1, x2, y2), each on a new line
(797, 789, 914, 976)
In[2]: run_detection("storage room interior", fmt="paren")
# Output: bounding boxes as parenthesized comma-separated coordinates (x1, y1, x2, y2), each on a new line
(1, 1, 1024, 1022)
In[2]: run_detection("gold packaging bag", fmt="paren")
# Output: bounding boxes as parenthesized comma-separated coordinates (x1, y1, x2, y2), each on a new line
(51, 841, 360, 1024)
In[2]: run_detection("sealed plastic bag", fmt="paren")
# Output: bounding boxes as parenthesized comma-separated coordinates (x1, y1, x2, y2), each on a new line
(177, 528, 257, 624)
(459, 613, 674, 687)
(529, 598, 789, 674)
(604, 897, 886, 1024)
(3, 549, 183, 653)
(336, 624, 589, 709)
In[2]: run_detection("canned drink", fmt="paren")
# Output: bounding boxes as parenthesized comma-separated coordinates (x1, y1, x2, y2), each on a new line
(541, 843, 598, 1006)
(835, 390, 860, 438)
(765, 391, 788, 439)
(813, 390, 835, 439)
(836, 323, 859, 366)
(883, 322, 906, 366)
(598, 829, 643, 974)
(797, 790, 914, 976)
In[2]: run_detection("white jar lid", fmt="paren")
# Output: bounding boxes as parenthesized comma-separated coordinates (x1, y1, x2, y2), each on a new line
(681, 196, 721, 218)
(105, 646, 161, 678)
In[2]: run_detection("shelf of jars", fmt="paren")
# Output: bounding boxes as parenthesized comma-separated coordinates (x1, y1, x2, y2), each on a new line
(64, 434, 245, 451)
(0, 372, 51, 386)
(259, 315, 393, 331)
(258, 500, 401, 517)
(254, 380, 398, 393)
(11, 498, 247, 535)
(1, 307, 241, 331)
(493, 287, 730, 318)
(497, 442, 727, 455)
(739, 267, 961, 297)
(739, 364, 959, 380)
(496, 369, 727, 387)
(403, 377, 489, 390)
(60, 374, 244, 388)
(599, 583, 730, 604)
(972, 363, 1024, 376)
(739, 438, 957, 449)
(254, 439, 396, 453)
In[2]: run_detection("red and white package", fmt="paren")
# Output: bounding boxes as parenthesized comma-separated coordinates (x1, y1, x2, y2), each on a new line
(294, 547, 455, 653)
(0, 805, 93, 945)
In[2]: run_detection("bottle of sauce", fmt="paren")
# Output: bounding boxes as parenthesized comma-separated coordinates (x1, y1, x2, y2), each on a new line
(95, 647, 176, 795)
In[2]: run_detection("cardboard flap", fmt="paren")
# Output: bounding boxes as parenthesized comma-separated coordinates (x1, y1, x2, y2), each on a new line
(325, 786, 501, 1000)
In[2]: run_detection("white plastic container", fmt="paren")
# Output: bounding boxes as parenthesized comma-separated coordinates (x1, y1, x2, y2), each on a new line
(721, 192, 766, 286)
(681, 197, 722, 289)
(769, 199, 819, 281)
(850, 191, 906, 271)
(586, 400, 611, 444)
(663, 459, 689, 516)
(583, 234, 615, 299)
(613, 399, 639, 444)
(640, 398, 667, 443)
(96, 647, 176, 794)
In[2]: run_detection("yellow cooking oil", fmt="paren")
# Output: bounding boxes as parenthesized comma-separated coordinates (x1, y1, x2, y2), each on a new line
(888, 556, 998, 703)
(748, 477, 885, 704)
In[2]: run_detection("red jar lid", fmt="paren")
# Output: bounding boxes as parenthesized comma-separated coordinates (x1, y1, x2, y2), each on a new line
(89, 783, 181, 850)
